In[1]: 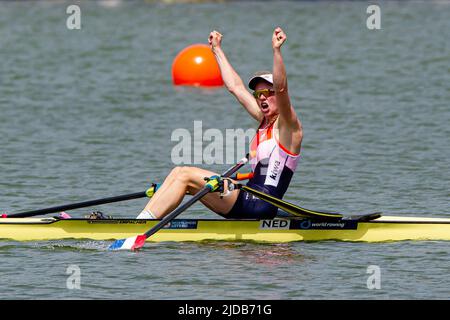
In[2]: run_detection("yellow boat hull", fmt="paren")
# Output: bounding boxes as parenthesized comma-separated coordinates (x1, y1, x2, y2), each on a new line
(1, 215, 450, 243)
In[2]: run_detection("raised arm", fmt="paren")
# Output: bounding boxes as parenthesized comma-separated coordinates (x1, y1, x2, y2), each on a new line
(209, 31, 263, 122)
(272, 27, 303, 154)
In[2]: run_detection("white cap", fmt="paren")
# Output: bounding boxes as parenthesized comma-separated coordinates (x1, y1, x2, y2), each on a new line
(248, 73, 273, 90)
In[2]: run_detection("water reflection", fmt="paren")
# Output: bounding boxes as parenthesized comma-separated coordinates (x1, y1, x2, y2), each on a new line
(196, 241, 311, 266)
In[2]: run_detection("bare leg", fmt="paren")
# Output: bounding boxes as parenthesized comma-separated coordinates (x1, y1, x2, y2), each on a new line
(143, 166, 239, 218)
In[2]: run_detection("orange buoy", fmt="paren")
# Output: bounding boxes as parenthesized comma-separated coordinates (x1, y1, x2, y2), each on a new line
(172, 44, 224, 87)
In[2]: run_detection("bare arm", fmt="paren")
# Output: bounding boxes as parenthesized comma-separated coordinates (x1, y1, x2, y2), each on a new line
(272, 27, 303, 153)
(209, 31, 263, 122)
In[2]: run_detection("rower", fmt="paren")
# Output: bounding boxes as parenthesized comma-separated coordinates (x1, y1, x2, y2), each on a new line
(137, 27, 302, 220)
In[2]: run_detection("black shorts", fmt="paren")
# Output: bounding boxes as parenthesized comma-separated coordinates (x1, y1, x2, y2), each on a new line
(222, 188, 279, 219)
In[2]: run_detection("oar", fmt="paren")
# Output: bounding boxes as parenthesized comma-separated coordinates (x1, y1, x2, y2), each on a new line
(237, 185, 343, 220)
(109, 155, 249, 251)
(4, 185, 159, 218)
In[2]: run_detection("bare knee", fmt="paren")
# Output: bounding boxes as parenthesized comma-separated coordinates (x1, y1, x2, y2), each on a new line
(169, 166, 183, 177)
(175, 166, 196, 184)
(169, 167, 211, 193)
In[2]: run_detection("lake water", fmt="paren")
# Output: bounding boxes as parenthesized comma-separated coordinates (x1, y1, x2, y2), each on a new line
(0, 0, 449, 300)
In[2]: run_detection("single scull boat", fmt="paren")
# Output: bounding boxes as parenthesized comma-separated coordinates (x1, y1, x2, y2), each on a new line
(1, 214, 449, 243)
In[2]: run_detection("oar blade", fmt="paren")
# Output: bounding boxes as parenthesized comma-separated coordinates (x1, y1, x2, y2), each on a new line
(131, 235, 147, 251)
(108, 234, 146, 251)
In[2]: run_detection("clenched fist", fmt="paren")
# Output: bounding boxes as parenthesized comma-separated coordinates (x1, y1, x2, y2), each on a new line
(272, 27, 287, 49)
(208, 30, 223, 51)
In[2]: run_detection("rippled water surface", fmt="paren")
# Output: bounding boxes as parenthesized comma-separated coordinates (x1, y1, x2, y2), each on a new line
(0, 1, 449, 299)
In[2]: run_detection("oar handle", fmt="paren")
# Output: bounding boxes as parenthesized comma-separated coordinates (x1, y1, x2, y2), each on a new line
(5, 188, 156, 218)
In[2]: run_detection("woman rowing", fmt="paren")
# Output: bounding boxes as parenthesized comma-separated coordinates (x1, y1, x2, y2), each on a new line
(137, 27, 302, 220)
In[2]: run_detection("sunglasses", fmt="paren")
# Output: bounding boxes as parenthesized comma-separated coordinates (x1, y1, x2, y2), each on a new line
(252, 89, 275, 99)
